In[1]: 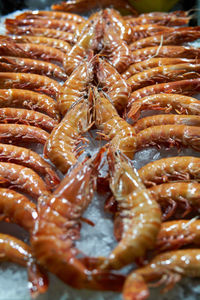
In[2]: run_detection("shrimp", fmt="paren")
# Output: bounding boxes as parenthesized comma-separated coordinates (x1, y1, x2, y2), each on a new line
(44, 96, 92, 173)
(15, 10, 85, 23)
(0, 108, 58, 132)
(128, 78, 200, 108)
(136, 124, 200, 153)
(126, 14, 190, 26)
(149, 182, 200, 220)
(2, 35, 71, 54)
(0, 124, 49, 145)
(123, 249, 200, 300)
(131, 46, 200, 63)
(134, 115, 200, 133)
(0, 56, 67, 81)
(138, 156, 200, 187)
(156, 220, 200, 252)
(0, 72, 60, 99)
(0, 143, 59, 188)
(122, 58, 200, 79)
(6, 26, 75, 44)
(128, 94, 200, 121)
(93, 88, 136, 159)
(31, 148, 125, 291)
(129, 27, 200, 51)
(128, 63, 200, 91)
(99, 148, 161, 270)
(94, 57, 131, 112)
(0, 234, 48, 298)
(58, 58, 93, 116)
(5, 18, 77, 33)
(138, 11, 188, 18)
(0, 89, 60, 120)
(0, 162, 49, 199)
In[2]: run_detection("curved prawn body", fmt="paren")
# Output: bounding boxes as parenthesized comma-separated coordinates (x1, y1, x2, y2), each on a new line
(128, 63, 200, 92)
(94, 57, 131, 112)
(123, 249, 200, 300)
(15, 10, 85, 23)
(129, 27, 200, 51)
(93, 88, 136, 159)
(131, 46, 200, 63)
(134, 115, 200, 133)
(58, 59, 93, 116)
(6, 26, 75, 44)
(128, 94, 200, 121)
(0, 89, 60, 120)
(5, 18, 77, 33)
(99, 148, 161, 270)
(0, 162, 49, 200)
(0, 143, 59, 188)
(44, 97, 92, 174)
(0, 233, 48, 298)
(149, 182, 200, 221)
(126, 14, 190, 26)
(0, 72, 60, 99)
(136, 124, 200, 153)
(157, 220, 200, 252)
(0, 56, 67, 81)
(138, 156, 200, 187)
(0, 124, 49, 145)
(0, 108, 58, 132)
(122, 58, 200, 79)
(128, 78, 200, 109)
(31, 148, 125, 291)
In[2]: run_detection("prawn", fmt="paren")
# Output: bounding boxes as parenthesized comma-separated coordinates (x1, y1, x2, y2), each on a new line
(0, 89, 60, 120)
(138, 156, 200, 187)
(123, 249, 200, 300)
(0, 72, 60, 99)
(31, 148, 125, 291)
(126, 14, 190, 26)
(0, 143, 59, 188)
(128, 94, 200, 121)
(0, 56, 68, 81)
(136, 124, 200, 153)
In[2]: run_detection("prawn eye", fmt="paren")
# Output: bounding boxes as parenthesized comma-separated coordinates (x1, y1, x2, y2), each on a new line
(83, 94, 88, 99)
(107, 21, 111, 25)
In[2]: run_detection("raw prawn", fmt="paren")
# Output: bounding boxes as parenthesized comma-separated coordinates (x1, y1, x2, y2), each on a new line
(126, 14, 190, 26)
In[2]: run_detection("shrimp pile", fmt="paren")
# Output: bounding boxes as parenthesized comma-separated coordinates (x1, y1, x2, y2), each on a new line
(1, 3, 200, 300)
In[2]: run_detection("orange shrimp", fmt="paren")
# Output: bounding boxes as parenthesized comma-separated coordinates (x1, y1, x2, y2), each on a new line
(0, 89, 60, 120)
(0, 124, 49, 145)
(0, 234, 48, 298)
(44, 96, 92, 173)
(156, 220, 200, 252)
(129, 27, 200, 51)
(0, 162, 49, 199)
(94, 57, 131, 112)
(138, 156, 200, 187)
(136, 124, 200, 153)
(5, 18, 77, 33)
(0, 72, 60, 99)
(126, 14, 190, 26)
(0, 56, 67, 81)
(148, 182, 200, 220)
(15, 10, 85, 23)
(138, 11, 188, 18)
(123, 249, 200, 300)
(99, 148, 161, 270)
(128, 94, 200, 121)
(93, 88, 136, 159)
(6, 26, 75, 44)
(0, 108, 58, 132)
(58, 58, 93, 116)
(127, 79, 200, 110)
(31, 148, 125, 291)
(128, 63, 200, 91)
(134, 115, 200, 133)
(131, 46, 200, 63)
(122, 58, 200, 79)
(2, 35, 71, 54)
(0, 143, 59, 188)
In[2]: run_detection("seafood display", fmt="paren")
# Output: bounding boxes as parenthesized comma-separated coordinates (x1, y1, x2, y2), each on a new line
(0, 3, 200, 300)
